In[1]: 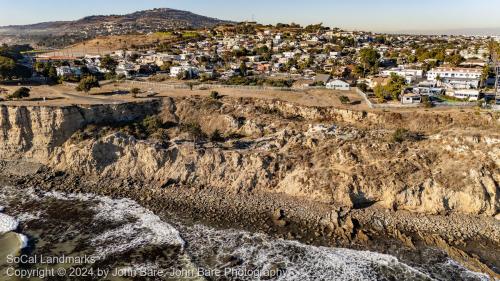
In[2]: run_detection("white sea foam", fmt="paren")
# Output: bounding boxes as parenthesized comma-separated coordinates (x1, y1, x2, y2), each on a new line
(0, 212, 19, 234)
(19, 189, 184, 257)
(182, 225, 426, 281)
(17, 233, 29, 249)
(182, 225, 491, 281)
(89, 196, 184, 256)
(443, 259, 490, 281)
(0, 209, 29, 249)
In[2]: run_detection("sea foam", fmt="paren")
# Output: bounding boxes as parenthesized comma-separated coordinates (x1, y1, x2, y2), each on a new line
(20, 189, 184, 257)
(89, 196, 185, 256)
(182, 224, 490, 281)
(0, 212, 19, 234)
(0, 210, 29, 249)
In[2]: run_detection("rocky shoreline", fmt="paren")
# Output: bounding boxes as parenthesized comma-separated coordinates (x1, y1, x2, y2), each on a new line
(1, 161, 498, 279)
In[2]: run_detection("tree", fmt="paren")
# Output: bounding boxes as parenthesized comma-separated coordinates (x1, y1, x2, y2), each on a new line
(480, 66, 491, 86)
(76, 76, 100, 93)
(357, 82, 368, 92)
(358, 48, 380, 77)
(239, 62, 248, 77)
(9, 87, 30, 99)
(12, 64, 32, 80)
(159, 61, 171, 72)
(339, 96, 350, 104)
(177, 70, 188, 80)
(100, 55, 118, 72)
(304, 23, 324, 33)
(447, 53, 464, 67)
(385, 73, 406, 101)
(0, 56, 15, 79)
(47, 66, 58, 83)
(435, 74, 443, 86)
(373, 74, 406, 102)
(374, 84, 386, 103)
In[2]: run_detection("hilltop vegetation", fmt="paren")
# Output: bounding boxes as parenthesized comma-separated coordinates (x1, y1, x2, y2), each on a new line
(0, 8, 232, 48)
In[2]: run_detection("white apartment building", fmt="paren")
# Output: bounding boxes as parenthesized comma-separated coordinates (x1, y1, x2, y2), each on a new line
(381, 67, 423, 79)
(427, 67, 482, 89)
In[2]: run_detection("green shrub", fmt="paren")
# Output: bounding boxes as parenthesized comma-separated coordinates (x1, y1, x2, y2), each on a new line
(180, 122, 206, 141)
(142, 116, 163, 136)
(210, 91, 221, 100)
(339, 96, 350, 104)
(9, 87, 30, 99)
(421, 96, 433, 108)
(392, 128, 409, 143)
(76, 76, 99, 93)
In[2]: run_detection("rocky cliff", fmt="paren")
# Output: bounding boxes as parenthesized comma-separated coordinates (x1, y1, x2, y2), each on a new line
(0, 101, 161, 162)
(0, 97, 499, 217)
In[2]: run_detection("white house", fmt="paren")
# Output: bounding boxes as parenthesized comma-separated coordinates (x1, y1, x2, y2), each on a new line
(427, 67, 481, 89)
(401, 93, 422, 104)
(170, 66, 199, 78)
(381, 67, 423, 84)
(447, 89, 481, 101)
(116, 62, 137, 78)
(326, 79, 350, 91)
(56, 66, 81, 77)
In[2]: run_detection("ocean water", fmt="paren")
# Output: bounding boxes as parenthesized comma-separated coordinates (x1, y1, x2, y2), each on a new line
(0, 185, 491, 281)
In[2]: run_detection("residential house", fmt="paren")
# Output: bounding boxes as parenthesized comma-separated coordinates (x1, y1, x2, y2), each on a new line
(447, 89, 481, 101)
(326, 79, 350, 90)
(170, 66, 199, 78)
(381, 66, 424, 84)
(56, 66, 81, 77)
(427, 67, 481, 89)
(401, 92, 422, 104)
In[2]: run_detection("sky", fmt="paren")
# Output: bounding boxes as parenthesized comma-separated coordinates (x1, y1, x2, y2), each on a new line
(0, 0, 499, 34)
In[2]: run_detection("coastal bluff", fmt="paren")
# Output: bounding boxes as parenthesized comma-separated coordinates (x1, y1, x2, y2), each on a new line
(0, 97, 498, 217)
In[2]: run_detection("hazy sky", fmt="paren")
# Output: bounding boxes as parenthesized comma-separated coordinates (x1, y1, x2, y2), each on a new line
(1, 0, 499, 33)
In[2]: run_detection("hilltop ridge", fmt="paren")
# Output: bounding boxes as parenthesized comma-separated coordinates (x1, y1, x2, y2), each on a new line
(0, 8, 233, 46)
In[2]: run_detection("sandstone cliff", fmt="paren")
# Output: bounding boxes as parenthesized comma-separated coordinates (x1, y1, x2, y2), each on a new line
(1, 97, 499, 217)
(0, 101, 160, 162)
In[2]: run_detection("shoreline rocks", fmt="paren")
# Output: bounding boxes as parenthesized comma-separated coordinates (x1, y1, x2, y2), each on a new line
(1, 164, 498, 278)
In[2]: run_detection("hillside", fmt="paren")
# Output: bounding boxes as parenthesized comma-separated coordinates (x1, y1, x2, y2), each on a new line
(0, 8, 232, 47)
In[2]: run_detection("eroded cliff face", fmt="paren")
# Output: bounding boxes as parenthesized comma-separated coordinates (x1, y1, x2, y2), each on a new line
(1, 97, 499, 217)
(0, 101, 161, 162)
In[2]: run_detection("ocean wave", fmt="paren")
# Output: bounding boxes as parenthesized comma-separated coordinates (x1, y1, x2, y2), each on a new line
(1, 186, 185, 258)
(0, 208, 28, 250)
(89, 195, 185, 256)
(181, 225, 490, 281)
